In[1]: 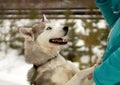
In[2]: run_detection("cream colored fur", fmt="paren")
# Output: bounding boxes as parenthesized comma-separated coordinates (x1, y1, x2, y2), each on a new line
(20, 15, 96, 85)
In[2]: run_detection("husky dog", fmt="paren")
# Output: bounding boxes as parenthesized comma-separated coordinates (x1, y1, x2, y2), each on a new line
(20, 15, 96, 85)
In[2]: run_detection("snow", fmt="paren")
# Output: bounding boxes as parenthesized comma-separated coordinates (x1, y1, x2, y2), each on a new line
(0, 79, 21, 85)
(0, 49, 32, 85)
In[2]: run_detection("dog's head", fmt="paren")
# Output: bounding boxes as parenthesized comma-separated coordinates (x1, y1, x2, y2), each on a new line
(20, 15, 68, 49)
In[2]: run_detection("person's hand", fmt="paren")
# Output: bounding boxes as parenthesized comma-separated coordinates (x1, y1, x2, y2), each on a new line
(88, 73, 93, 80)
(87, 63, 99, 80)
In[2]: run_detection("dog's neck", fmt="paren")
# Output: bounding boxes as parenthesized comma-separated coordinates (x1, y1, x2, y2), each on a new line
(24, 41, 60, 65)
(33, 55, 58, 69)
(37, 54, 66, 73)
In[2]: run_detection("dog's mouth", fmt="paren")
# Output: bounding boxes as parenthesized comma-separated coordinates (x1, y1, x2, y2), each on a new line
(49, 38, 67, 45)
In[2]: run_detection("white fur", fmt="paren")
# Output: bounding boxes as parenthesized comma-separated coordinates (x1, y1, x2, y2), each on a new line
(20, 15, 96, 85)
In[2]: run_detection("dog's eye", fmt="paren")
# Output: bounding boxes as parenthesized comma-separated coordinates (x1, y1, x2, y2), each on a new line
(46, 27, 52, 30)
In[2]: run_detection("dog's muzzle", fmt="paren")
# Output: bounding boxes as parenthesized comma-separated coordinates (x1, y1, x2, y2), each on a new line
(49, 26, 68, 45)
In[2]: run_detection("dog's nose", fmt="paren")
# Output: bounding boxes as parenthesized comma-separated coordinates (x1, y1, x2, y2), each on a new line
(63, 26, 68, 36)
(63, 26, 68, 32)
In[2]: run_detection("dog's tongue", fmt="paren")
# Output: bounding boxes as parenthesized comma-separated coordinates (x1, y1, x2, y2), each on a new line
(49, 38, 67, 45)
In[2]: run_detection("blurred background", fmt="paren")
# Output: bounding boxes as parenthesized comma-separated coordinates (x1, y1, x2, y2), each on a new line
(0, 0, 110, 85)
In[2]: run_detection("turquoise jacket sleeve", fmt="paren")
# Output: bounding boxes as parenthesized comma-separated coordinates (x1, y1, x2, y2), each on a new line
(93, 47, 120, 85)
(94, 0, 120, 85)
(95, 0, 120, 28)
(93, 17, 120, 85)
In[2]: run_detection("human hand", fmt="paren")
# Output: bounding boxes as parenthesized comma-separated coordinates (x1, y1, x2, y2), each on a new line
(87, 63, 99, 80)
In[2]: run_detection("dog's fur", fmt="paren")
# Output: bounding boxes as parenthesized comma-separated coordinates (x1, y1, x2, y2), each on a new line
(20, 15, 96, 85)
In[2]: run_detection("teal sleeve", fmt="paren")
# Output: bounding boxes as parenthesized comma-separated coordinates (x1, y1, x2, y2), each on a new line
(95, 0, 120, 28)
(93, 48, 120, 85)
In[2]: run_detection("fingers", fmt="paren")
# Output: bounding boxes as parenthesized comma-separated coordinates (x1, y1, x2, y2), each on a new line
(87, 63, 101, 80)
(88, 73, 93, 80)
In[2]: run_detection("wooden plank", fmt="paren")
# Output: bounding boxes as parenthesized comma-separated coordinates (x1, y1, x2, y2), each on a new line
(0, 0, 96, 9)
(0, 8, 101, 15)
(0, 15, 103, 19)
(0, 0, 100, 19)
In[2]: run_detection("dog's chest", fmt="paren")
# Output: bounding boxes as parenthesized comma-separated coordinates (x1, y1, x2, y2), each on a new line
(36, 65, 74, 85)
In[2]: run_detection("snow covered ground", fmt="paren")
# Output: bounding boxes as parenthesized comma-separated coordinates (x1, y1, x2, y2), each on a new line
(0, 50, 32, 85)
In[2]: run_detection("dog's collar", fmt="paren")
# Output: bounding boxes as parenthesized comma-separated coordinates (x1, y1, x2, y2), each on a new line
(33, 55, 58, 69)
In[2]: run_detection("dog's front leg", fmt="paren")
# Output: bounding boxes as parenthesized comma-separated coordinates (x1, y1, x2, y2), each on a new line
(65, 65, 96, 85)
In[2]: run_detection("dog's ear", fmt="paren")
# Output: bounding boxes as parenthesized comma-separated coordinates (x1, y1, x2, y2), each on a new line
(41, 14, 48, 22)
(19, 27, 34, 41)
